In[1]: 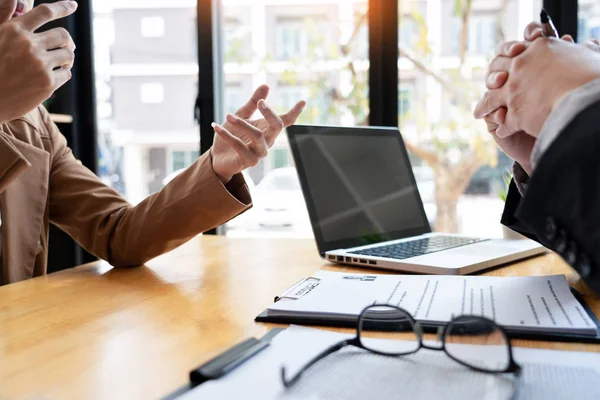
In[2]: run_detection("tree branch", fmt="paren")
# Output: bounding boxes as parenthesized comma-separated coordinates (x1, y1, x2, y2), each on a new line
(449, 154, 483, 198)
(404, 140, 440, 168)
(459, 0, 473, 67)
(398, 46, 472, 112)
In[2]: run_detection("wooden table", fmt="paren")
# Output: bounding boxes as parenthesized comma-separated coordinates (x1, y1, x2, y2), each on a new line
(0, 237, 598, 399)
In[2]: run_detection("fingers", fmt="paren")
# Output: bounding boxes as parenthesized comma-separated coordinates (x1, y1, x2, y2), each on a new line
(486, 55, 512, 76)
(486, 71, 508, 90)
(524, 22, 543, 41)
(47, 48, 75, 70)
(591, 39, 600, 46)
(225, 113, 268, 156)
(235, 84, 270, 120)
(20, 1, 78, 32)
(52, 68, 73, 90)
(492, 130, 537, 168)
(258, 100, 285, 144)
(280, 100, 307, 127)
(561, 34, 574, 43)
(213, 123, 264, 166)
(473, 89, 507, 119)
(495, 110, 519, 139)
(485, 119, 498, 134)
(494, 41, 527, 58)
(40, 27, 76, 51)
(484, 108, 507, 132)
(0, 0, 17, 24)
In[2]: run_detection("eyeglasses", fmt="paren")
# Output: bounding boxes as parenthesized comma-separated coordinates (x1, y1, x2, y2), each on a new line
(281, 304, 522, 395)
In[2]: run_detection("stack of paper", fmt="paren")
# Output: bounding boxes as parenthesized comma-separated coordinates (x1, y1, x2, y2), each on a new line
(180, 326, 600, 400)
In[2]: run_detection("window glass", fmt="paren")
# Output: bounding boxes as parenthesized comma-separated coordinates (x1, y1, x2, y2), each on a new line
(398, 0, 542, 237)
(171, 150, 187, 172)
(140, 82, 164, 104)
(221, 0, 369, 237)
(141, 16, 165, 38)
(93, 2, 200, 204)
(578, 0, 600, 43)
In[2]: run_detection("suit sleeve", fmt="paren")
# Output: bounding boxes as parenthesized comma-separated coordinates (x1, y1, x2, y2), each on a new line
(42, 107, 251, 267)
(501, 99, 600, 295)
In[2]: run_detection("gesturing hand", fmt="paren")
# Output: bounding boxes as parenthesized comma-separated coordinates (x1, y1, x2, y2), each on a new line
(0, 0, 78, 123)
(211, 85, 306, 183)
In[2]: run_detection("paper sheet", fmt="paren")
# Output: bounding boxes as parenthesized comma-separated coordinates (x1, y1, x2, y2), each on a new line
(179, 326, 600, 400)
(267, 271, 597, 335)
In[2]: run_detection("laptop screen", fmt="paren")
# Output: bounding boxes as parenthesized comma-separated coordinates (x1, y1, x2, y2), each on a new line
(287, 125, 431, 256)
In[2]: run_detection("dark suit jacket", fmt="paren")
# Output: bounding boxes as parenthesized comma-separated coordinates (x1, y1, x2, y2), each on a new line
(502, 99, 600, 296)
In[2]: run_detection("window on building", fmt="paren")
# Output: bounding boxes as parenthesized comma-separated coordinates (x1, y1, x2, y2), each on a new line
(468, 15, 496, 55)
(224, 83, 243, 116)
(399, 17, 418, 49)
(273, 148, 290, 169)
(140, 82, 164, 104)
(224, 18, 241, 55)
(275, 18, 309, 60)
(224, 17, 253, 63)
(170, 149, 200, 173)
(140, 16, 165, 38)
(578, 2, 600, 43)
(398, 86, 413, 119)
(450, 15, 497, 56)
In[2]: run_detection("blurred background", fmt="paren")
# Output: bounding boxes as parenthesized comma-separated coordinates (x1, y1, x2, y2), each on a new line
(65, 1, 600, 244)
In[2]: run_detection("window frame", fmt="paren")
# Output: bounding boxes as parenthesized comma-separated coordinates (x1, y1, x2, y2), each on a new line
(136, 0, 577, 237)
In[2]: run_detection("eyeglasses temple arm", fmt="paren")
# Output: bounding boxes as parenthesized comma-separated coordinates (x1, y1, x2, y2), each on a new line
(281, 339, 353, 388)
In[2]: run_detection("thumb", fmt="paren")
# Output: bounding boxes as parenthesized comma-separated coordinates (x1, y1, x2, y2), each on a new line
(584, 39, 600, 53)
(560, 34, 574, 43)
(0, 0, 17, 24)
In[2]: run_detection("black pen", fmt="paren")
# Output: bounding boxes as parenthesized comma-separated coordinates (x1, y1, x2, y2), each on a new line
(540, 9, 559, 38)
(189, 337, 270, 386)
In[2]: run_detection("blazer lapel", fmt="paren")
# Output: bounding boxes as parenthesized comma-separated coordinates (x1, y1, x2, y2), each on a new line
(0, 135, 49, 284)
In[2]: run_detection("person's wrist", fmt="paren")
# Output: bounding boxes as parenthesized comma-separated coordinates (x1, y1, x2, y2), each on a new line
(216, 171, 232, 184)
(551, 72, 600, 113)
(210, 148, 233, 184)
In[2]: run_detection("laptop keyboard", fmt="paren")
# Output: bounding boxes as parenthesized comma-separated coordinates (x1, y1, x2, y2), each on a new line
(349, 236, 489, 260)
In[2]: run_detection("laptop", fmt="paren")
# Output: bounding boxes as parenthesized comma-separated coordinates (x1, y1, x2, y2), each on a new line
(286, 125, 545, 275)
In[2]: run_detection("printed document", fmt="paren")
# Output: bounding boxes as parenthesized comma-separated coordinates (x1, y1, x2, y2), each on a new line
(180, 326, 600, 400)
(266, 271, 597, 335)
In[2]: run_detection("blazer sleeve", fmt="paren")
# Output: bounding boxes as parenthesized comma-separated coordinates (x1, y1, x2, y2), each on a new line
(501, 99, 600, 295)
(41, 107, 251, 267)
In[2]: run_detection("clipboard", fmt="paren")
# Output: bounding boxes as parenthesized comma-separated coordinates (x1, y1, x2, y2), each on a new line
(162, 329, 285, 400)
(255, 278, 600, 344)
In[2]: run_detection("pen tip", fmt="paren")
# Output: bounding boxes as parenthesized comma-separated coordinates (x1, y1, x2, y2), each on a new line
(540, 9, 549, 23)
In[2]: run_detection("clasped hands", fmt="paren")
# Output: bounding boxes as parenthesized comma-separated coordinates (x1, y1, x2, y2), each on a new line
(473, 23, 600, 175)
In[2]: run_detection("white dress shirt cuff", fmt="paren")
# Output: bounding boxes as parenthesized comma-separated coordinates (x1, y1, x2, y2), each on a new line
(531, 78, 600, 170)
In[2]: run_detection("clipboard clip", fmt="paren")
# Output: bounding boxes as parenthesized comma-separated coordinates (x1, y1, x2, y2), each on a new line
(274, 277, 321, 302)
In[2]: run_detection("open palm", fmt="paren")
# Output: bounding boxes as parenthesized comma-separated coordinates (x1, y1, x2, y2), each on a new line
(211, 85, 306, 183)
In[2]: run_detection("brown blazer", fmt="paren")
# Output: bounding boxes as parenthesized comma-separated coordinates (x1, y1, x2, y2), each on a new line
(0, 106, 251, 285)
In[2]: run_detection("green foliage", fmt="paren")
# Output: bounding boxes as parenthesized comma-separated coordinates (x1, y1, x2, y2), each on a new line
(497, 170, 513, 202)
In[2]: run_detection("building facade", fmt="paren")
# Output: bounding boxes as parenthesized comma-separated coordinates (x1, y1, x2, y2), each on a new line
(95, 0, 598, 204)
